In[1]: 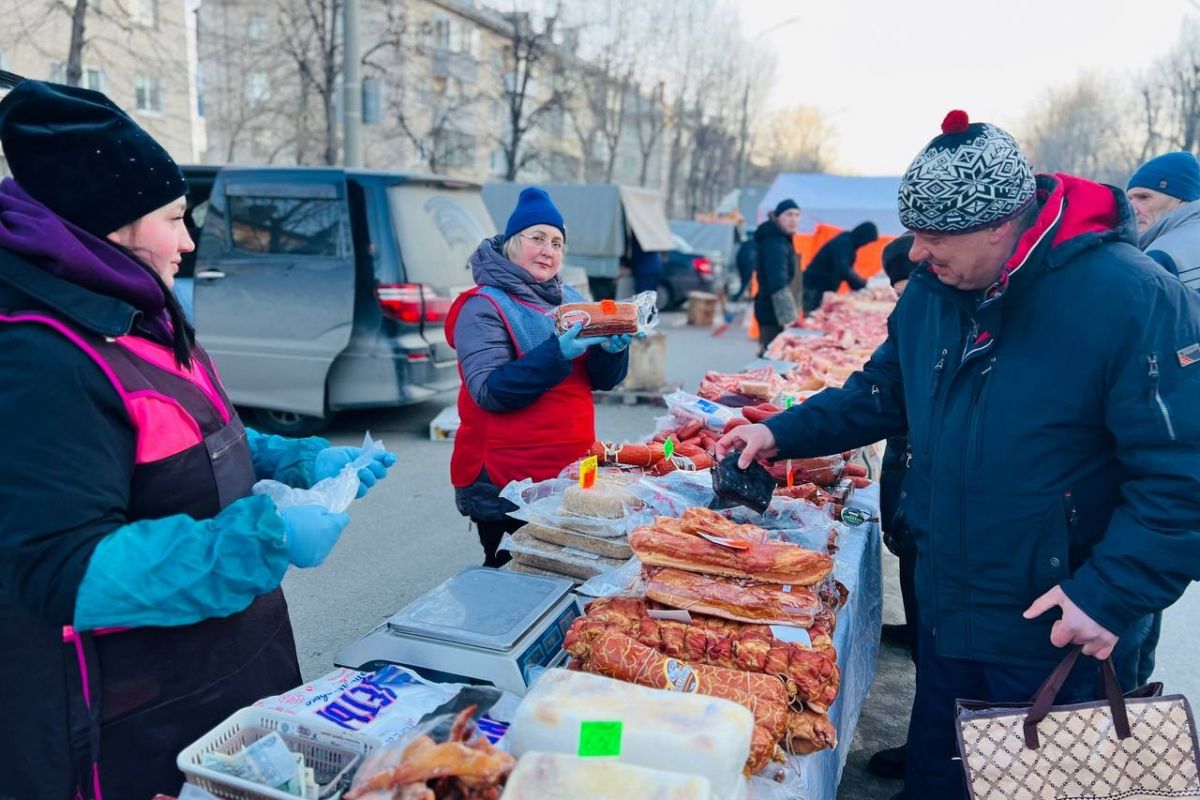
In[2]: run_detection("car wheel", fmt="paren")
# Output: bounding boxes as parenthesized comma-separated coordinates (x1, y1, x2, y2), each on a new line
(656, 282, 676, 311)
(253, 407, 331, 437)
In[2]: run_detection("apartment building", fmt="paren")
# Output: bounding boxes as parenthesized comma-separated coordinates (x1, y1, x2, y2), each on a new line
(0, 0, 197, 169)
(196, 0, 667, 187)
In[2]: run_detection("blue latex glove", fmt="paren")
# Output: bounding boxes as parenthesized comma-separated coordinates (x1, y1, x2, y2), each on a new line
(281, 504, 351, 568)
(601, 334, 633, 353)
(558, 323, 607, 360)
(313, 446, 398, 498)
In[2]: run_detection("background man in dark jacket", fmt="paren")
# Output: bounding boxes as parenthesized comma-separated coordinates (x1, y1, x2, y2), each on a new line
(1127, 151, 1200, 290)
(720, 110, 1200, 800)
(802, 221, 879, 312)
(753, 198, 801, 354)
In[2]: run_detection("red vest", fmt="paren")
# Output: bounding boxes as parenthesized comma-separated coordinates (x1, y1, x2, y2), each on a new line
(446, 286, 595, 489)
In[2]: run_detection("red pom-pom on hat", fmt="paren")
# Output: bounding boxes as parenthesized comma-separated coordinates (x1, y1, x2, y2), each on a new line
(942, 110, 970, 135)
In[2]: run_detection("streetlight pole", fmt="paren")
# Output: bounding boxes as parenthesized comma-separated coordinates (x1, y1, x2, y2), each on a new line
(734, 14, 804, 188)
(343, 0, 363, 167)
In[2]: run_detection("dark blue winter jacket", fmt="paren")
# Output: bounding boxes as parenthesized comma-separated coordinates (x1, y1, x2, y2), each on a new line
(766, 174, 1200, 668)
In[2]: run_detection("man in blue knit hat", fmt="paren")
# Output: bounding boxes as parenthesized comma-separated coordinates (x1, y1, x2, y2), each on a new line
(1127, 151, 1200, 290)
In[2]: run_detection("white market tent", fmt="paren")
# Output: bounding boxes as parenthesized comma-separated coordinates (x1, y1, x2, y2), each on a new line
(759, 173, 905, 235)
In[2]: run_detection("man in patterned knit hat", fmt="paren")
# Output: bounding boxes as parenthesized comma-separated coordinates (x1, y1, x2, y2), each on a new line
(719, 111, 1200, 798)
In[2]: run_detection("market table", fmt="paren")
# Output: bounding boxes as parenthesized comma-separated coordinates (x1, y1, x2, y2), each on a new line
(783, 516, 882, 799)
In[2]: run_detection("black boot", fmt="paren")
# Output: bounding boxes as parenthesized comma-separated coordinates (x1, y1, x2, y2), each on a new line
(868, 744, 906, 780)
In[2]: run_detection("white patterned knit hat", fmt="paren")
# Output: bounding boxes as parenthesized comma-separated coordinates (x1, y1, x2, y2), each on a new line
(898, 110, 1036, 234)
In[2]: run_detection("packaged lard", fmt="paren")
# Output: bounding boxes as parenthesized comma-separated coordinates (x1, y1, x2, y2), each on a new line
(501, 752, 714, 799)
(506, 669, 752, 800)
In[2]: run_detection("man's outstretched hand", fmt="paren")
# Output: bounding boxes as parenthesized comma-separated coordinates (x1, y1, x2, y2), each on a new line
(715, 423, 779, 469)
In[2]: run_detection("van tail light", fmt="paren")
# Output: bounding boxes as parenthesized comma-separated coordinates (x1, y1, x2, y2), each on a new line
(692, 257, 714, 277)
(376, 283, 452, 324)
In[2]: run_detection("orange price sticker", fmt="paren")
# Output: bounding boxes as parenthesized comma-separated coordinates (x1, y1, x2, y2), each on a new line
(599, 299, 617, 315)
(787, 459, 795, 489)
(579, 455, 598, 489)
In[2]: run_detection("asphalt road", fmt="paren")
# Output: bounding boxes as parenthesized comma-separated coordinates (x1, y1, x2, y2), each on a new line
(278, 308, 1200, 800)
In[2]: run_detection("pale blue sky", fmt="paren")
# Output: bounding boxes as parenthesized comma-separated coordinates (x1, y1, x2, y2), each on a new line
(739, 0, 1194, 174)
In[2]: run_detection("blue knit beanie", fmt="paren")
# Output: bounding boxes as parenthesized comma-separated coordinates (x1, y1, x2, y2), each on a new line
(1128, 152, 1200, 202)
(503, 187, 565, 241)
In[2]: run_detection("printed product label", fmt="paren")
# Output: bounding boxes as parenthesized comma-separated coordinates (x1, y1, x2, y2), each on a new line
(663, 659, 699, 692)
(579, 721, 623, 757)
(560, 309, 592, 329)
(840, 506, 868, 527)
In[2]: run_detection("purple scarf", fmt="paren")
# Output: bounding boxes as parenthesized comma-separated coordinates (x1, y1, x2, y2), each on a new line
(0, 177, 172, 339)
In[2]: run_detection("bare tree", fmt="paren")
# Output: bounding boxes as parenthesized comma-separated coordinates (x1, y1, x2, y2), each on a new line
(631, 79, 666, 186)
(496, 6, 564, 180)
(754, 105, 838, 174)
(1019, 75, 1139, 184)
(393, 83, 484, 174)
(1133, 20, 1200, 156)
(276, 0, 343, 165)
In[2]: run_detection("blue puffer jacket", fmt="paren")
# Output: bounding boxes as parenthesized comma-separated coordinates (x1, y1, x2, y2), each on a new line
(452, 235, 628, 520)
(766, 174, 1200, 668)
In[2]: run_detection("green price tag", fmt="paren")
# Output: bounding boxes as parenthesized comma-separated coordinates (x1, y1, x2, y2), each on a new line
(663, 438, 676, 460)
(578, 721, 623, 757)
(785, 396, 795, 410)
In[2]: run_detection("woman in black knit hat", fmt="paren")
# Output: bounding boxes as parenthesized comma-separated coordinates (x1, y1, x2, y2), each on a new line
(0, 80, 395, 799)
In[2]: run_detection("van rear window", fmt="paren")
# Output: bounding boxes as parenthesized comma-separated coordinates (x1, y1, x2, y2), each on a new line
(229, 196, 342, 256)
(388, 185, 494, 290)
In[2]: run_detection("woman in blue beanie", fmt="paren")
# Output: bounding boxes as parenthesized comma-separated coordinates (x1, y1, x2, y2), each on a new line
(446, 187, 632, 566)
(0, 80, 396, 799)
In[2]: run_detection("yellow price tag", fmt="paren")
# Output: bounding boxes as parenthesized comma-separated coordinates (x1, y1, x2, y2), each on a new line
(580, 455, 598, 489)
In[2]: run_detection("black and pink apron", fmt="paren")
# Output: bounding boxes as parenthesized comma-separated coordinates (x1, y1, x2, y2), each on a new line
(0, 312, 302, 800)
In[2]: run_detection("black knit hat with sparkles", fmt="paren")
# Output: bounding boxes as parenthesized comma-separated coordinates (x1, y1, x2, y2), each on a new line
(0, 80, 187, 237)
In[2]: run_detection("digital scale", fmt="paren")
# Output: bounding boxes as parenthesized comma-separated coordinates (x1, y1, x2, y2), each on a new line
(334, 567, 581, 696)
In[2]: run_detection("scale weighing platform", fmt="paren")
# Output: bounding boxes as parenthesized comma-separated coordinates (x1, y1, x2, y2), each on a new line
(335, 567, 581, 696)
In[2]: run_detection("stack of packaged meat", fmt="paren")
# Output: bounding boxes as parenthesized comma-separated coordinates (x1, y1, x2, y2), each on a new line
(563, 508, 846, 773)
(500, 475, 642, 584)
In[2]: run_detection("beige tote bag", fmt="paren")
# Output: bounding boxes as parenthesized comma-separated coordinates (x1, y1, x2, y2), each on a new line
(956, 648, 1200, 800)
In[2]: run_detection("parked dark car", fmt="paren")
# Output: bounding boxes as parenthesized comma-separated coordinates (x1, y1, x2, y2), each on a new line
(657, 233, 716, 310)
(177, 165, 495, 435)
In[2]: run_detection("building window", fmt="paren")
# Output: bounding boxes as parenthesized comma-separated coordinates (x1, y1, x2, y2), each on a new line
(247, 13, 268, 40)
(229, 196, 342, 256)
(362, 78, 381, 125)
(85, 68, 105, 93)
(132, 0, 159, 27)
(245, 72, 270, 106)
(135, 74, 164, 113)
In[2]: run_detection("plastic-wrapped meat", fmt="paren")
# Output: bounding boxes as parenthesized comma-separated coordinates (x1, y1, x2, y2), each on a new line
(712, 450, 775, 513)
(567, 628, 788, 773)
(565, 597, 841, 713)
(643, 566, 823, 626)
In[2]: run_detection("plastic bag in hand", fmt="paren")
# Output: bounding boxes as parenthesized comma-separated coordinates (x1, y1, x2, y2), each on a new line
(254, 432, 386, 513)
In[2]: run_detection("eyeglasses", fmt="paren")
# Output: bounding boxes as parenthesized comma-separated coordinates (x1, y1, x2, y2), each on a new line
(519, 232, 566, 255)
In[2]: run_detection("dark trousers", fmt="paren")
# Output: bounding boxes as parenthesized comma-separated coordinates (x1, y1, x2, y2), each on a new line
(475, 517, 522, 568)
(757, 323, 783, 356)
(901, 626, 1100, 799)
(802, 287, 824, 314)
(896, 546, 918, 664)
